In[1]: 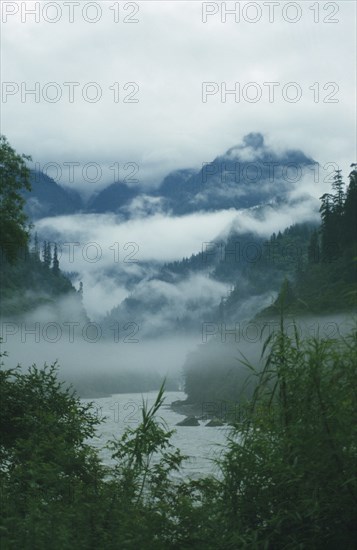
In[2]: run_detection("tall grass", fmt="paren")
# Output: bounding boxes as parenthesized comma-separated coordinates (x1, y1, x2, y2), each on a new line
(218, 320, 357, 548)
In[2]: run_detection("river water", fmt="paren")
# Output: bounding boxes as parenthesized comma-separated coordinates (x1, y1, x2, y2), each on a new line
(82, 391, 230, 479)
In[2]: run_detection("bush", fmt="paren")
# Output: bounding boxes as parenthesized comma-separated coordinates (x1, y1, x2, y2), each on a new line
(218, 321, 357, 548)
(1, 323, 356, 549)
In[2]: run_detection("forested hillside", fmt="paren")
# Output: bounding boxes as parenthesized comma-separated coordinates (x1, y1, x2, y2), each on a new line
(1, 134, 356, 550)
(0, 135, 84, 319)
(0, 237, 83, 318)
(183, 166, 357, 407)
(260, 165, 357, 316)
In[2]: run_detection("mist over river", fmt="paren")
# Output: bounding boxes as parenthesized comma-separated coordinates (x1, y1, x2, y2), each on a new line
(82, 391, 229, 479)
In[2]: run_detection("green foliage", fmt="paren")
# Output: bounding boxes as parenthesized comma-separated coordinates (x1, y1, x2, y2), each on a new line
(308, 228, 320, 263)
(344, 164, 357, 245)
(42, 240, 52, 269)
(261, 166, 357, 316)
(102, 384, 189, 549)
(52, 244, 60, 275)
(319, 166, 357, 263)
(0, 350, 104, 549)
(109, 382, 185, 484)
(0, 137, 76, 317)
(223, 222, 315, 317)
(0, 135, 32, 263)
(1, 325, 356, 548)
(0, 239, 76, 317)
(218, 322, 357, 548)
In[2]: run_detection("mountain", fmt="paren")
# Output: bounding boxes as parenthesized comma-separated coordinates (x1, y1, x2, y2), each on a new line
(23, 170, 83, 219)
(86, 181, 139, 213)
(156, 133, 317, 214)
(22, 173, 141, 219)
(22, 134, 317, 220)
(155, 168, 199, 204)
(87, 133, 317, 217)
(102, 220, 318, 339)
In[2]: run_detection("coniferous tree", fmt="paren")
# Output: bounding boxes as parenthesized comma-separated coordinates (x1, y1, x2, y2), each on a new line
(308, 229, 320, 263)
(295, 253, 304, 282)
(319, 167, 356, 259)
(47, 242, 52, 267)
(42, 240, 46, 265)
(32, 232, 40, 258)
(42, 241, 52, 268)
(276, 277, 295, 311)
(52, 244, 59, 275)
(331, 169, 346, 249)
(319, 192, 337, 261)
(331, 169, 345, 214)
(344, 164, 357, 245)
(0, 135, 32, 263)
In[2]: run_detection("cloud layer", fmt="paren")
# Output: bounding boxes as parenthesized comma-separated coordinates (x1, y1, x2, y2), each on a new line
(2, 1, 356, 190)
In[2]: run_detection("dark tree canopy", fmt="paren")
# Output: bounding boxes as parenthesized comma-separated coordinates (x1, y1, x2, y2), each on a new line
(0, 135, 32, 263)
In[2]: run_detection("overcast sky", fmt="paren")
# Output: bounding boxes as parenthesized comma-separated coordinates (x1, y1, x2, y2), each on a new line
(2, 0, 356, 194)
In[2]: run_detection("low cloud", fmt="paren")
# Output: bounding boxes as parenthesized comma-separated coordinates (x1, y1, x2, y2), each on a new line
(35, 190, 319, 319)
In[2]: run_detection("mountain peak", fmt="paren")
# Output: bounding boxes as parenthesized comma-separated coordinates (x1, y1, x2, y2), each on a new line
(243, 132, 265, 149)
(226, 132, 265, 158)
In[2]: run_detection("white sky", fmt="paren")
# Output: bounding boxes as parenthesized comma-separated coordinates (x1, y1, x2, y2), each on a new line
(1, 0, 356, 193)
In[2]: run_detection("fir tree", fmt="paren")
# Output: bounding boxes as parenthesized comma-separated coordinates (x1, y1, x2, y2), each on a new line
(42, 241, 52, 268)
(33, 233, 40, 258)
(319, 193, 337, 261)
(344, 164, 357, 245)
(42, 241, 47, 265)
(331, 169, 345, 214)
(52, 244, 59, 275)
(30, 233, 39, 258)
(308, 229, 320, 263)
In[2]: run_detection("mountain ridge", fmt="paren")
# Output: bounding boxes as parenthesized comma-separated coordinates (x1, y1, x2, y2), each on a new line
(22, 133, 317, 219)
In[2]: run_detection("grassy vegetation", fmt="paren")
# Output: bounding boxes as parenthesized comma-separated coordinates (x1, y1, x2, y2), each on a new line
(1, 322, 356, 549)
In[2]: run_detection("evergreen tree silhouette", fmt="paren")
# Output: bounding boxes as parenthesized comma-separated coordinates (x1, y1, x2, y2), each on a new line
(344, 164, 357, 244)
(308, 229, 320, 263)
(52, 244, 59, 275)
(42, 241, 52, 268)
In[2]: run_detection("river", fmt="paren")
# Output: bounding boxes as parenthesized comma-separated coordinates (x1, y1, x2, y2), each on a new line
(82, 391, 230, 479)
